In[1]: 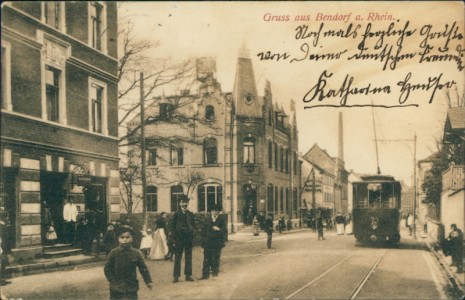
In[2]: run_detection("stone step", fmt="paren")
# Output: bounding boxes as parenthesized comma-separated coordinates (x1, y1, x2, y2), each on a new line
(43, 243, 75, 253)
(6, 254, 106, 278)
(42, 248, 84, 259)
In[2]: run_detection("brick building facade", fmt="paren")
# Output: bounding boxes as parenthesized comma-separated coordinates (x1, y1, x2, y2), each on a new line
(127, 50, 300, 230)
(1, 2, 120, 260)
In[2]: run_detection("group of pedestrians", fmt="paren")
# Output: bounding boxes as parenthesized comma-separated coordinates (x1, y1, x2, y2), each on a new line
(104, 195, 228, 299)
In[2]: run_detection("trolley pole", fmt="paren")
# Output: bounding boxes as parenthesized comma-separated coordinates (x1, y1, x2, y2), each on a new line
(413, 133, 417, 239)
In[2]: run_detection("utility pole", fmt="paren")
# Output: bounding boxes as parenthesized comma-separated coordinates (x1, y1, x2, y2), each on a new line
(413, 133, 417, 239)
(378, 136, 418, 238)
(312, 168, 316, 230)
(140, 72, 147, 226)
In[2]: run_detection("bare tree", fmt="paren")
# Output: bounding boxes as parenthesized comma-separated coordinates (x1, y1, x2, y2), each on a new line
(117, 21, 221, 213)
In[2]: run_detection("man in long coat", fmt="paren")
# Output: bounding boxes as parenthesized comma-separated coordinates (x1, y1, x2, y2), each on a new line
(201, 205, 227, 279)
(171, 195, 195, 283)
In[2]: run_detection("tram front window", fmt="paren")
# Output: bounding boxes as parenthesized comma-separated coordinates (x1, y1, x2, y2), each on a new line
(367, 183, 398, 209)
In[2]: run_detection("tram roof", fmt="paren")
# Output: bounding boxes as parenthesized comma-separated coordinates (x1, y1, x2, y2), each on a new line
(353, 175, 401, 184)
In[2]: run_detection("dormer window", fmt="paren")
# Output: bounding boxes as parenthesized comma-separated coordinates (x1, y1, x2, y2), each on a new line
(159, 102, 174, 120)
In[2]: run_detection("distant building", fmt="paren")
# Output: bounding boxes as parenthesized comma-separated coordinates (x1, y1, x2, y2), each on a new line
(1, 2, 120, 260)
(301, 143, 349, 217)
(417, 152, 440, 224)
(347, 171, 363, 212)
(126, 50, 300, 230)
(400, 181, 413, 217)
(441, 107, 465, 233)
(300, 156, 336, 219)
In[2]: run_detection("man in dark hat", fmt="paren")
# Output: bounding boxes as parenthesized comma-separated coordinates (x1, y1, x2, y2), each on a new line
(171, 195, 195, 283)
(200, 204, 226, 280)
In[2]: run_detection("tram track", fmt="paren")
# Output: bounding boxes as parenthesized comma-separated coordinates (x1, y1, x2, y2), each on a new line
(349, 250, 386, 299)
(285, 250, 387, 300)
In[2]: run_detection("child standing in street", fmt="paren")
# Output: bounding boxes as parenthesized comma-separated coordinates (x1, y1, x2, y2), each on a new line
(104, 225, 153, 300)
(140, 226, 152, 259)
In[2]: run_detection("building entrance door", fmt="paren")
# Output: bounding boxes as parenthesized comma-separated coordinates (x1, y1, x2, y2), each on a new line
(242, 184, 257, 226)
(0, 169, 18, 251)
(83, 183, 107, 234)
(40, 172, 67, 243)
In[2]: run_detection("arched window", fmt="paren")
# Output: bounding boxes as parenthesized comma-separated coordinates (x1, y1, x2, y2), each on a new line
(268, 141, 272, 168)
(198, 184, 223, 212)
(285, 149, 289, 173)
(205, 105, 215, 121)
(294, 151, 298, 175)
(243, 137, 255, 164)
(286, 188, 290, 216)
(293, 188, 298, 216)
(170, 185, 184, 212)
(204, 138, 217, 165)
(267, 184, 274, 213)
(274, 143, 278, 170)
(147, 186, 157, 212)
(274, 186, 278, 214)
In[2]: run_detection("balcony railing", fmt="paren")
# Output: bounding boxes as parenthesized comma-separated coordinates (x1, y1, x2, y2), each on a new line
(442, 165, 465, 191)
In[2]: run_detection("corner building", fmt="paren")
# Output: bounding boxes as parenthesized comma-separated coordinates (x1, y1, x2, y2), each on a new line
(1, 2, 120, 260)
(130, 50, 300, 230)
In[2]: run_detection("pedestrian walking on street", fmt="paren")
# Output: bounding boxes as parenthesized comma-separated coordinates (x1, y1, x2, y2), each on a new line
(104, 225, 152, 300)
(102, 223, 118, 257)
(335, 212, 345, 235)
(446, 224, 463, 273)
(171, 195, 195, 283)
(201, 205, 227, 280)
(345, 213, 353, 235)
(317, 217, 325, 240)
(407, 213, 414, 236)
(265, 213, 274, 249)
(278, 216, 285, 233)
(140, 226, 152, 259)
(252, 216, 260, 236)
(150, 212, 169, 260)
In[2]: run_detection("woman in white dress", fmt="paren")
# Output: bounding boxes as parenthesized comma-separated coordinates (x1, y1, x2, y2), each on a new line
(345, 213, 353, 235)
(150, 212, 169, 260)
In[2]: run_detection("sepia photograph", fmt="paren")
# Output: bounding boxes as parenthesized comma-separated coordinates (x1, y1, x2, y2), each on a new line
(0, 1, 464, 299)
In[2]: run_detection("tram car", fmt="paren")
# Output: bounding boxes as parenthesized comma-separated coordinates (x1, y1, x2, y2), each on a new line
(352, 175, 402, 244)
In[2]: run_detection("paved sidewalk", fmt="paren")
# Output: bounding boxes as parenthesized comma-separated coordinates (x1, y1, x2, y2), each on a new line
(422, 233, 465, 297)
(228, 227, 311, 242)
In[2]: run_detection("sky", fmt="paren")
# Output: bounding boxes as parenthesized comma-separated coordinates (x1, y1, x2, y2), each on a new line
(119, 1, 465, 186)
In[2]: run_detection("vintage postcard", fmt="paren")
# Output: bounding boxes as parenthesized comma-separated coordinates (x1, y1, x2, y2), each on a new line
(1, 1, 464, 299)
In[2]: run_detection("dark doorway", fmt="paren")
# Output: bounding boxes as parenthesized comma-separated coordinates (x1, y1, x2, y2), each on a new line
(1, 169, 18, 251)
(40, 172, 67, 243)
(83, 183, 107, 234)
(242, 184, 257, 225)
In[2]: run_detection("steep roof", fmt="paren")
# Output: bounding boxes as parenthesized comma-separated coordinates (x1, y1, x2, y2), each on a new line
(448, 107, 465, 129)
(303, 144, 337, 176)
